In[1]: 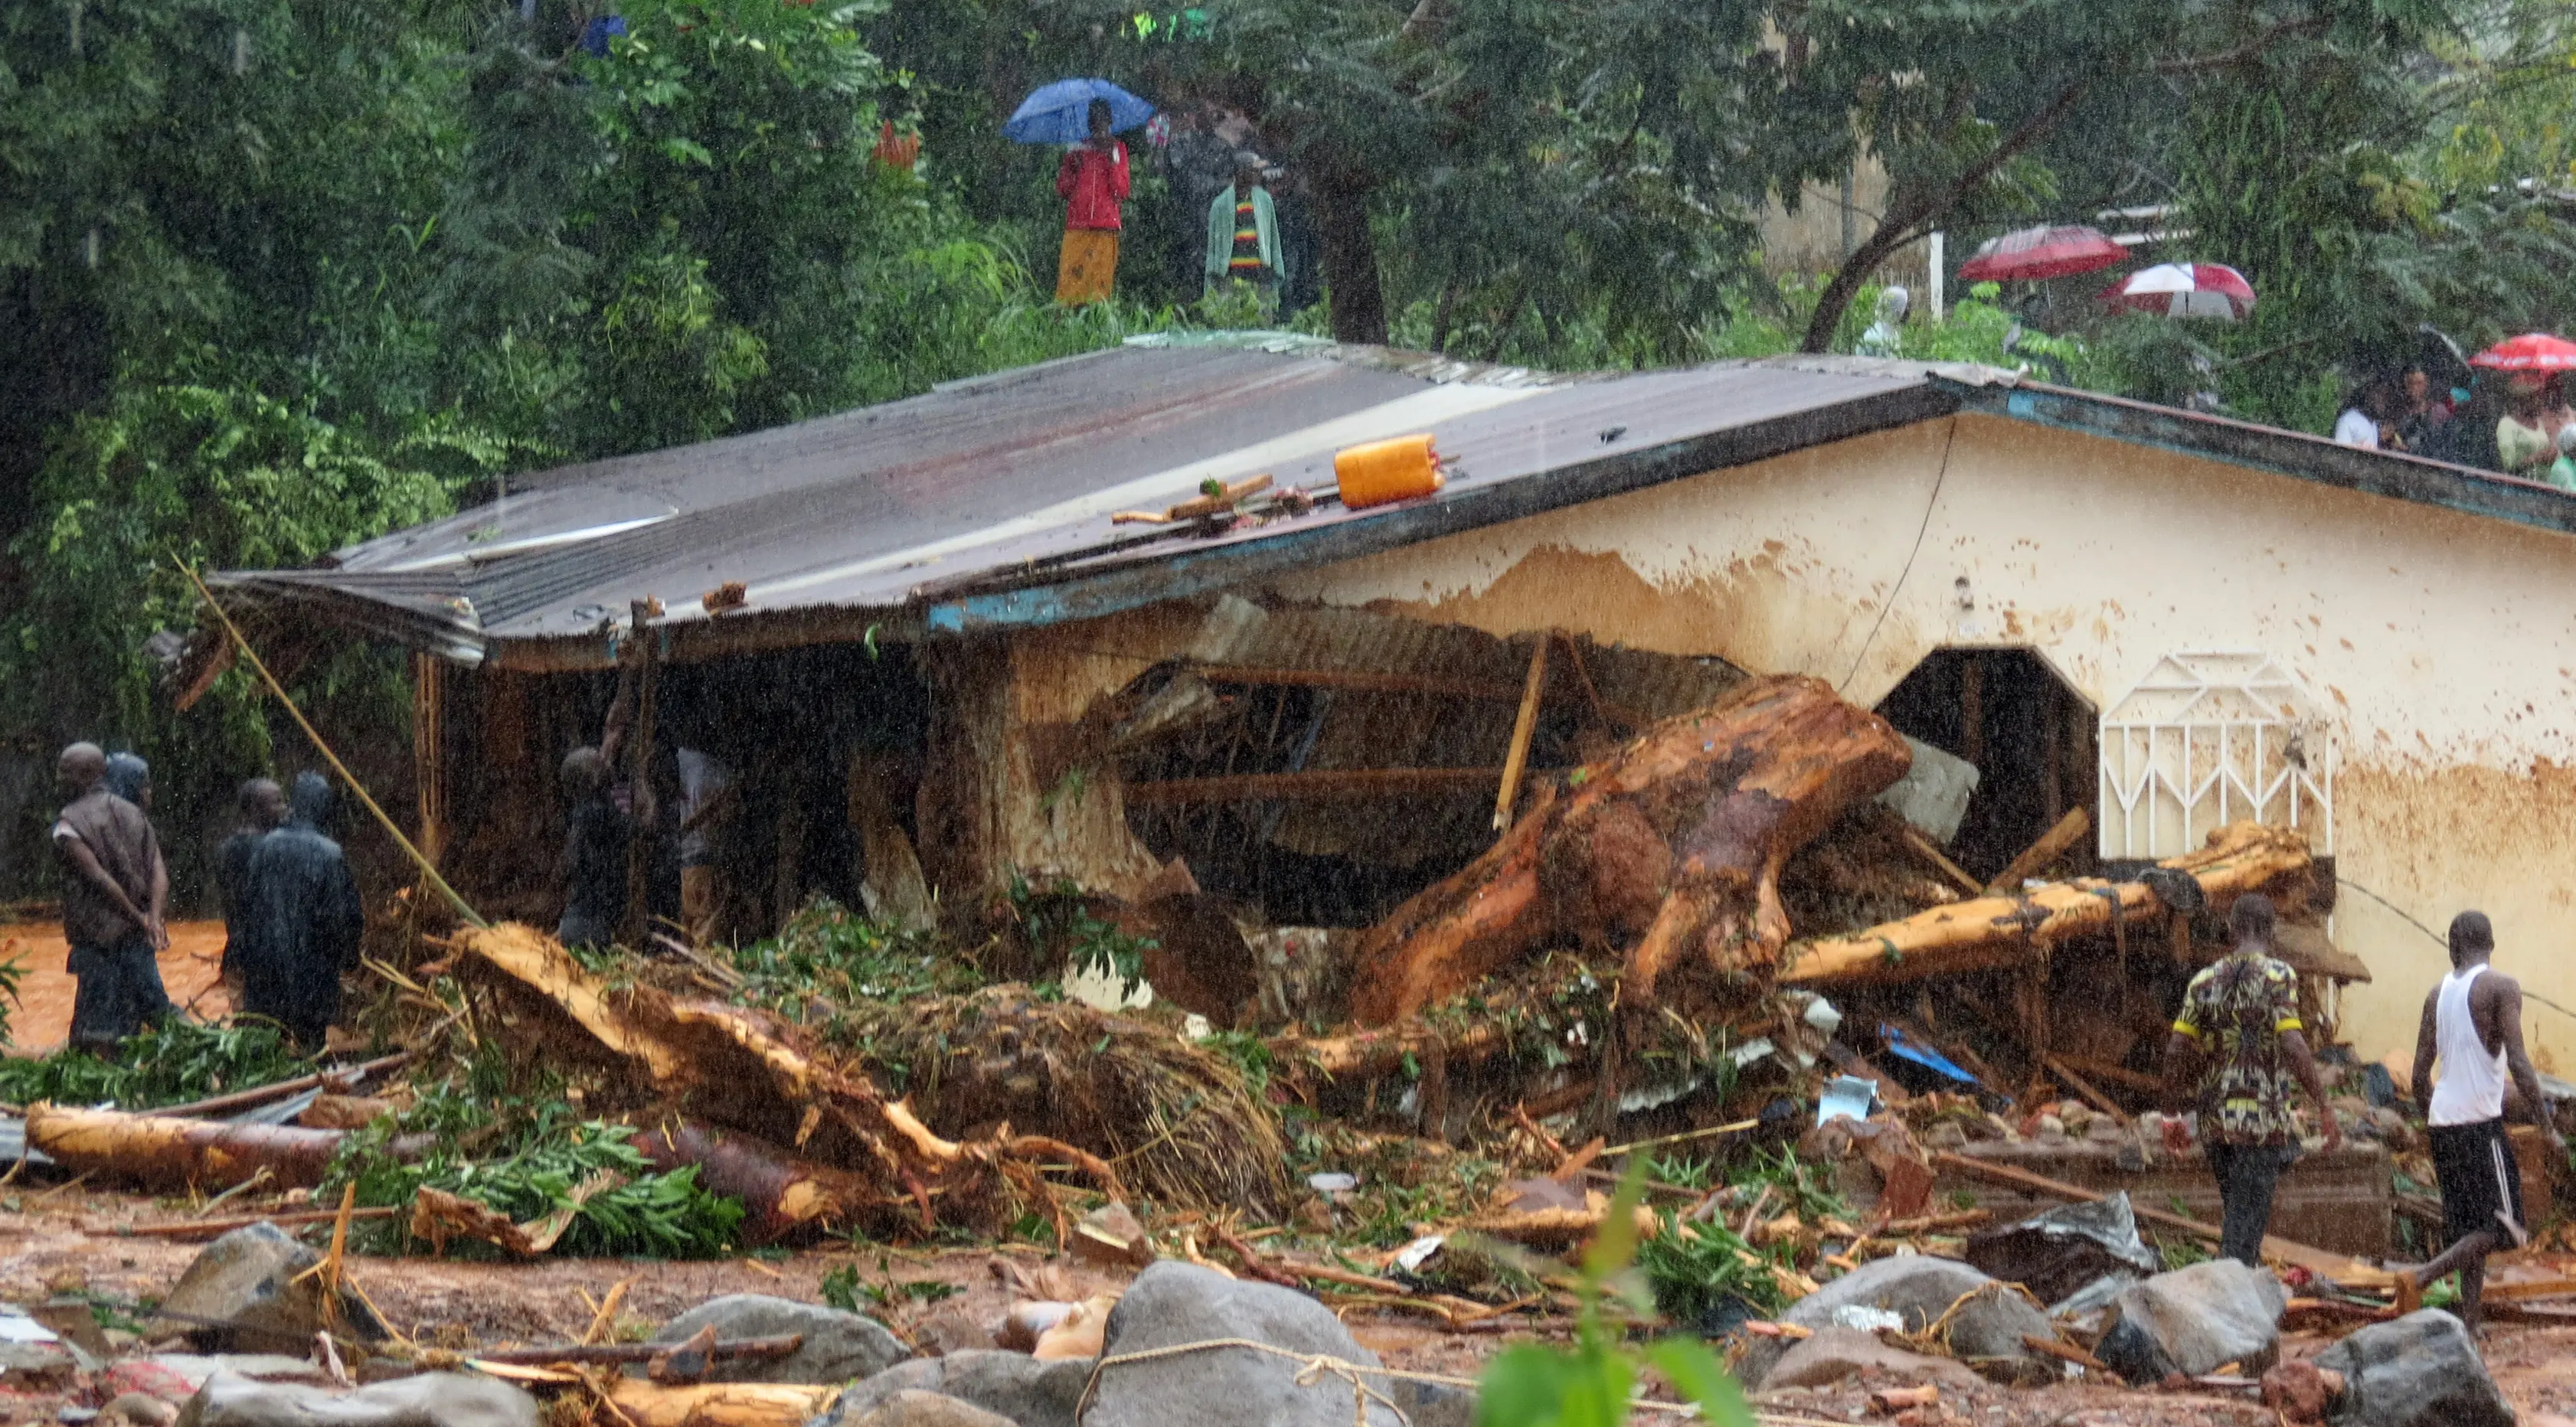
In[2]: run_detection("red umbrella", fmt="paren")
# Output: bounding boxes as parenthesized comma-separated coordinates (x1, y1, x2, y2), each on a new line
(2469, 333, 2576, 372)
(1957, 224, 2130, 282)
(2097, 263, 2257, 320)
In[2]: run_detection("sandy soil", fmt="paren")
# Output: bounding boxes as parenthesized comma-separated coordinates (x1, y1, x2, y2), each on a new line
(3, 1188, 2575, 1424)
(0, 922, 232, 1051)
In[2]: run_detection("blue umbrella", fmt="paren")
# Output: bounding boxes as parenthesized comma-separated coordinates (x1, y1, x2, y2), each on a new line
(1003, 79, 1155, 145)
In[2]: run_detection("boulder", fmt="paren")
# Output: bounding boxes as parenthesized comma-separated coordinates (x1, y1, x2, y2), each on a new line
(652, 1295, 908, 1385)
(2313, 1310, 2512, 1427)
(1385, 1381, 1475, 1427)
(0, 1337, 79, 1390)
(1757, 1328, 1989, 1393)
(817, 1353, 1093, 1427)
(175, 1372, 539, 1427)
(1741, 1256, 2051, 1385)
(156, 1224, 383, 1354)
(842, 1391, 1020, 1427)
(1086, 1262, 1400, 1427)
(2096, 1260, 2287, 1382)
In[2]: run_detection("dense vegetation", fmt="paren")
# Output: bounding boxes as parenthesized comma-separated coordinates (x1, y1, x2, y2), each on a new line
(2, 0, 2570, 896)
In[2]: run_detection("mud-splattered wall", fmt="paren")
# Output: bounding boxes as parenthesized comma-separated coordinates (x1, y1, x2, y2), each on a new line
(1267, 412, 2576, 1069)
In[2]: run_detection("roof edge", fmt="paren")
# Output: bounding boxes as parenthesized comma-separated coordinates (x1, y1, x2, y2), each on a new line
(1960, 380, 2576, 538)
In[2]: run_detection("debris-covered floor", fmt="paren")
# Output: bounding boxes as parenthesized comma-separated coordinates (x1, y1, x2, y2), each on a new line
(0, 673, 2563, 1426)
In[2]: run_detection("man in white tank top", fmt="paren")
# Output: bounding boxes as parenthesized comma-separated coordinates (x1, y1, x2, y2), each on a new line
(2398, 910, 2564, 1331)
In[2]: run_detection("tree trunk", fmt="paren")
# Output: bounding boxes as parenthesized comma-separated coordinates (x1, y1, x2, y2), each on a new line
(1798, 80, 2090, 354)
(1777, 821, 2316, 988)
(1344, 675, 1915, 1024)
(1315, 165, 1388, 345)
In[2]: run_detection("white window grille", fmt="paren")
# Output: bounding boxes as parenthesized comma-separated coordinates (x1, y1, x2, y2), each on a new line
(2098, 651, 2335, 860)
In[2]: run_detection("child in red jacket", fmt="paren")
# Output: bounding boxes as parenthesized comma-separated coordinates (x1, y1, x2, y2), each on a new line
(1055, 100, 1130, 305)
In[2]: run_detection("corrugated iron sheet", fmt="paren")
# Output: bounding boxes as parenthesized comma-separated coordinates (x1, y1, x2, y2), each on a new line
(211, 340, 1943, 661)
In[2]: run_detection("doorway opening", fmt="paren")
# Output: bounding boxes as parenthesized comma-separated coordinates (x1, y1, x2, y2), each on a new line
(1872, 648, 2096, 883)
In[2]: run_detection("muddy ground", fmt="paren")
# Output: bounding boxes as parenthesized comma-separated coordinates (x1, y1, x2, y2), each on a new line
(9, 1189, 2576, 1426)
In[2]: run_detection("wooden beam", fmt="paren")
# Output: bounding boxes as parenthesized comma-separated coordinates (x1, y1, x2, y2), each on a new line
(2041, 1053, 2131, 1125)
(1986, 807, 2092, 894)
(1898, 826, 1984, 896)
(1494, 638, 1551, 831)
(1126, 767, 1532, 805)
(1195, 662, 1648, 728)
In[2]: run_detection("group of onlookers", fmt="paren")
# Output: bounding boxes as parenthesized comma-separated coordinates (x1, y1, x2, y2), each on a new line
(48, 742, 361, 1056)
(2338, 366, 2576, 487)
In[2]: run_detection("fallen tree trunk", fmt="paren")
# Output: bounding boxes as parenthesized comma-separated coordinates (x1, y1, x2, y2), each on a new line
(628, 1119, 873, 1246)
(27, 1105, 365, 1191)
(1777, 821, 2315, 988)
(1347, 676, 1914, 1024)
(455, 924, 1120, 1235)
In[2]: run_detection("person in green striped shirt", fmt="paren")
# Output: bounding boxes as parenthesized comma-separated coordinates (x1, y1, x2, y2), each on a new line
(1205, 155, 1282, 305)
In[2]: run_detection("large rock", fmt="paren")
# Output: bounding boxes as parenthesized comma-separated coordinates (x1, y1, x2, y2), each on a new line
(2314, 1310, 2513, 1427)
(175, 1372, 539, 1427)
(1757, 1328, 1989, 1393)
(2096, 1260, 2287, 1382)
(157, 1224, 384, 1354)
(652, 1295, 908, 1385)
(1087, 1262, 1400, 1427)
(1741, 1256, 2051, 1385)
(841, 1391, 1018, 1427)
(818, 1353, 1092, 1427)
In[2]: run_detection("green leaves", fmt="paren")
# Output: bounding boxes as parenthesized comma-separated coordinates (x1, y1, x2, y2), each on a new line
(1477, 1161, 1757, 1427)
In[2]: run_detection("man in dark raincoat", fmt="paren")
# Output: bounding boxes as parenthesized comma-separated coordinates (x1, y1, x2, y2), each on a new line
(237, 772, 365, 1050)
(214, 777, 286, 993)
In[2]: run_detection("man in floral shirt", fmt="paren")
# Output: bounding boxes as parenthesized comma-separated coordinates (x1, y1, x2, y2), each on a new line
(2162, 893, 2342, 1265)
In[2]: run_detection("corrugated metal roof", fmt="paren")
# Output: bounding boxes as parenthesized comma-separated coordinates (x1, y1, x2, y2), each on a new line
(213, 339, 1944, 664)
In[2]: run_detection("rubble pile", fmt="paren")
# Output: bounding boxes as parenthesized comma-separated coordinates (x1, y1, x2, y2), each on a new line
(0, 674, 2566, 1426)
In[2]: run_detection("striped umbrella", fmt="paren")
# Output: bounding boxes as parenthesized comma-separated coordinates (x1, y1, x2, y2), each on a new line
(2097, 263, 2257, 321)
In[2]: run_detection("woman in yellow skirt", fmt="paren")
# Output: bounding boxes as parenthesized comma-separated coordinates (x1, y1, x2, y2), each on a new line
(1054, 100, 1130, 305)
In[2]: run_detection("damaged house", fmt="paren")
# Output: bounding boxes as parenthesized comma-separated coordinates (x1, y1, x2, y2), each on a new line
(208, 333, 2576, 1122)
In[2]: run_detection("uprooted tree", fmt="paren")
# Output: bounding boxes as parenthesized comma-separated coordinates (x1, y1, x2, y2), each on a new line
(1345, 675, 1915, 1025)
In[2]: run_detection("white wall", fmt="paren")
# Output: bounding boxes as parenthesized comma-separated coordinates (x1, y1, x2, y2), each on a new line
(1272, 413, 2576, 1068)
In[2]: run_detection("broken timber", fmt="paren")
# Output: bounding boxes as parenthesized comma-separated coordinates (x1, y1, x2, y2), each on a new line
(1777, 821, 2315, 988)
(453, 922, 1123, 1235)
(1348, 675, 1914, 1024)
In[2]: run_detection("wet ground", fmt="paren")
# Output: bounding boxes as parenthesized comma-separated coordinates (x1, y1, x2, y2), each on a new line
(0, 922, 231, 1051)
(5, 1187, 2576, 1424)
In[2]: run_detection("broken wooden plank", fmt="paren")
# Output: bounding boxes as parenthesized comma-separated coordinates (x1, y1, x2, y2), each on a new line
(1126, 767, 1515, 805)
(2042, 1055, 2133, 1125)
(1192, 663, 1648, 727)
(113, 1207, 404, 1240)
(1986, 808, 2092, 894)
(1494, 637, 1551, 831)
(1898, 827, 1984, 896)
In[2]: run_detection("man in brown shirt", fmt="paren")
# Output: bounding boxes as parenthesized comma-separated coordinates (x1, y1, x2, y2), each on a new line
(51, 743, 173, 1053)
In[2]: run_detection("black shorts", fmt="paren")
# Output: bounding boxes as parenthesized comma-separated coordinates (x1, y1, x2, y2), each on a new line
(2428, 1116, 2525, 1247)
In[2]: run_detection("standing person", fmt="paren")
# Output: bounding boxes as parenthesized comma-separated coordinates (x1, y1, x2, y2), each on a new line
(215, 778, 287, 995)
(2397, 364, 2453, 452)
(2161, 893, 2342, 1266)
(1054, 99, 1129, 306)
(48, 743, 173, 1054)
(104, 753, 153, 811)
(2496, 374, 2557, 475)
(557, 747, 629, 949)
(2397, 911, 2564, 1331)
(1204, 155, 1282, 303)
(236, 772, 364, 1051)
(2335, 374, 2404, 450)
(674, 746, 733, 945)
